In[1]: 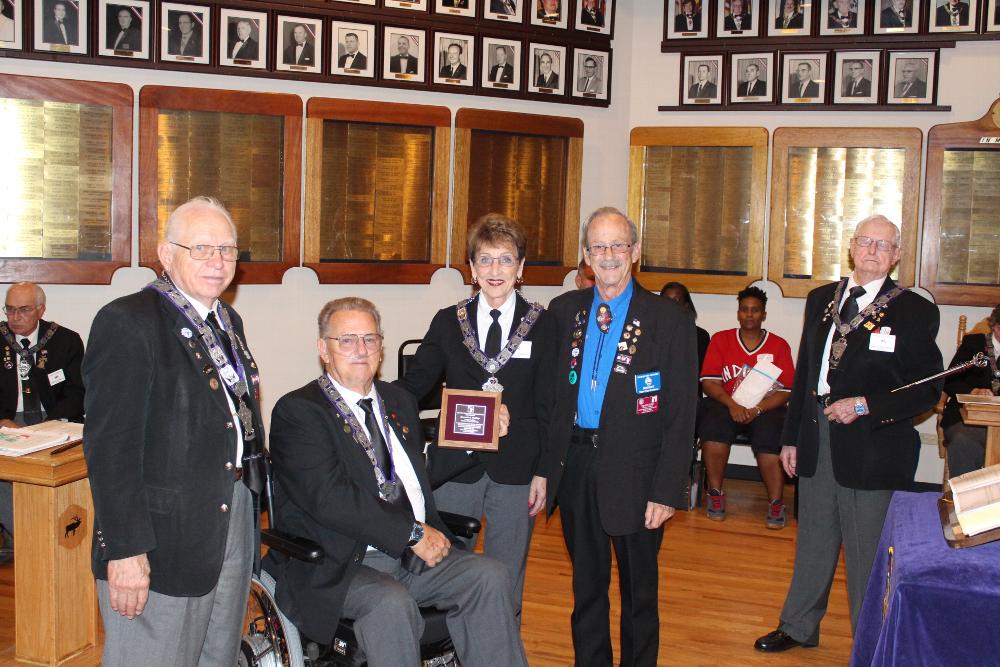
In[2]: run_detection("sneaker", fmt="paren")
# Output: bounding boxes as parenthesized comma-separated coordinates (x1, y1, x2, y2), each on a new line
(706, 489, 726, 521)
(767, 500, 786, 530)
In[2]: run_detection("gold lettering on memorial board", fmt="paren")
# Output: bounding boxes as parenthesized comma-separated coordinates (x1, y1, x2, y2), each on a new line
(938, 149, 1000, 286)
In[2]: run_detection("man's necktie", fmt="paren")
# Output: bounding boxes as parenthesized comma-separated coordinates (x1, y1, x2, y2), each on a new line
(839, 286, 866, 323)
(20, 339, 42, 425)
(206, 311, 235, 364)
(359, 398, 406, 505)
(485, 309, 502, 357)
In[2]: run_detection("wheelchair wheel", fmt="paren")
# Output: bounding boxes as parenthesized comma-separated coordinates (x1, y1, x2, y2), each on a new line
(239, 569, 305, 667)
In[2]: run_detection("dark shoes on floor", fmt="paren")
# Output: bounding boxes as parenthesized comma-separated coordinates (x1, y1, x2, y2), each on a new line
(754, 629, 818, 652)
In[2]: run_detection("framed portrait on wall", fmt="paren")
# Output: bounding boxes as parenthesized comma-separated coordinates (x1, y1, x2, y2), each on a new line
(819, 0, 865, 34)
(385, 0, 428, 10)
(435, 0, 475, 17)
(98, 0, 148, 58)
(161, 2, 209, 63)
(781, 52, 827, 104)
(681, 53, 724, 104)
(485, 0, 524, 23)
(833, 50, 880, 103)
(331, 20, 374, 77)
(717, 0, 761, 36)
(531, 0, 569, 28)
(886, 50, 935, 103)
(988, 0, 1000, 30)
(769, 0, 812, 35)
(481, 36, 521, 90)
(383, 26, 425, 82)
(219, 8, 267, 69)
(433, 31, 474, 86)
(667, 0, 709, 38)
(873, 0, 919, 32)
(729, 52, 773, 103)
(929, 0, 977, 31)
(577, 0, 613, 34)
(527, 42, 566, 94)
(277, 15, 321, 73)
(0, 0, 22, 49)
(571, 48, 609, 100)
(34, 0, 88, 54)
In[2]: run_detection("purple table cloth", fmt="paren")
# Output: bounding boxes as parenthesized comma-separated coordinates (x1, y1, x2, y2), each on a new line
(850, 491, 1000, 667)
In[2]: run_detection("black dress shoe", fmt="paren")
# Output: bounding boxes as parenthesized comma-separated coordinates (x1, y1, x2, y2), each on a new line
(754, 629, 817, 652)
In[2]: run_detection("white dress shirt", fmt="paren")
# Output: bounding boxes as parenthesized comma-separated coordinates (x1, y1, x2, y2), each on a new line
(817, 275, 886, 395)
(14, 325, 39, 415)
(475, 290, 516, 352)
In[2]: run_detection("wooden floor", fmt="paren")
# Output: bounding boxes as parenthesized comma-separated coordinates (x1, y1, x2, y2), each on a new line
(0, 479, 853, 666)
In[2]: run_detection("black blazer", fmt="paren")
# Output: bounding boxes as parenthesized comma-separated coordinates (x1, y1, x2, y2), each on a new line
(943, 333, 997, 429)
(108, 25, 141, 51)
(489, 63, 514, 83)
(789, 78, 820, 97)
(724, 12, 752, 29)
(775, 11, 804, 27)
(737, 79, 764, 97)
(440, 63, 467, 79)
(827, 10, 858, 27)
(338, 51, 367, 69)
(581, 8, 604, 24)
(83, 289, 264, 596)
(1, 319, 85, 422)
(265, 380, 449, 644)
(936, 1, 969, 24)
(844, 77, 872, 97)
(674, 12, 702, 30)
(536, 72, 559, 88)
(396, 294, 554, 486)
(880, 6, 911, 26)
(390, 54, 419, 74)
(168, 30, 201, 55)
(688, 81, 717, 98)
(781, 278, 942, 490)
(283, 41, 314, 65)
(894, 79, 926, 98)
(43, 18, 76, 44)
(231, 37, 258, 60)
(541, 283, 698, 535)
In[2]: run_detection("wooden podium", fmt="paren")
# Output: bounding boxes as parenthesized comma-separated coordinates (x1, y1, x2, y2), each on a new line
(959, 396, 1000, 468)
(0, 443, 99, 666)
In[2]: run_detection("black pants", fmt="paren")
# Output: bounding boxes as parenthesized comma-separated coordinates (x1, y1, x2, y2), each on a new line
(557, 438, 664, 667)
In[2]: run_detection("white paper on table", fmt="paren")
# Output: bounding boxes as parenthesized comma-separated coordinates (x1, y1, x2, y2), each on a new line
(730, 360, 782, 408)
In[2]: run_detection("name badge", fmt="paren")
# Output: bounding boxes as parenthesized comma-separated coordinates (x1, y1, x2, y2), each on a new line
(869, 333, 896, 352)
(512, 341, 532, 359)
(637, 395, 659, 414)
(757, 353, 774, 363)
(48, 368, 66, 386)
(635, 371, 661, 394)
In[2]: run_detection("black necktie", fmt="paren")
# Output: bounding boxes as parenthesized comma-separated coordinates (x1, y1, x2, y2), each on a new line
(359, 398, 406, 506)
(206, 311, 235, 364)
(839, 286, 866, 323)
(20, 339, 43, 425)
(485, 309, 502, 358)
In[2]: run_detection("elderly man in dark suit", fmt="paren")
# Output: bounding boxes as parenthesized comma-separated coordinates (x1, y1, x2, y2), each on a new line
(880, 0, 912, 27)
(755, 215, 942, 653)
(843, 60, 872, 97)
(936, 0, 970, 25)
(0, 281, 85, 557)
(542, 207, 697, 666)
(43, 1, 76, 44)
(108, 6, 141, 51)
(488, 45, 515, 83)
(789, 61, 820, 98)
(83, 197, 266, 666)
(265, 298, 527, 667)
(167, 11, 201, 56)
(580, 0, 605, 25)
(942, 304, 1000, 477)
(229, 19, 258, 60)
(893, 60, 927, 98)
(827, 0, 858, 28)
(390, 35, 419, 74)
(282, 23, 314, 66)
(724, 0, 753, 30)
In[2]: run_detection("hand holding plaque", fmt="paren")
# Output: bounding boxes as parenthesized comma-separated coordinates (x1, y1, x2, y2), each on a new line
(437, 388, 502, 451)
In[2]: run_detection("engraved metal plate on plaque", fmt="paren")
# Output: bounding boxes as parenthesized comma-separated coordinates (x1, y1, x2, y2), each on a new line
(938, 149, 1000, 286)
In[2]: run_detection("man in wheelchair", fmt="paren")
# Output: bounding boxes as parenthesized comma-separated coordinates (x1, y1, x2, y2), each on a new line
(263, 298, 528, 667)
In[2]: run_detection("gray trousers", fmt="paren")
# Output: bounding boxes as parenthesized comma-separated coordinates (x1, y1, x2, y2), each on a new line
(778, 404, 892, 643)
(97, 482, 254, 667)
(433, 475, 533, 617)
(343, 548, 528, 667)
(945, 422, 987, 478)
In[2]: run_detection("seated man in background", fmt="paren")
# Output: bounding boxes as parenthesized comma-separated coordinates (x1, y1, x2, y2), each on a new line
(0, 281, 85, 560)
(265, 298, 527, 667)
(698, 286, 794, 528)
(942, 304, 1000, 477)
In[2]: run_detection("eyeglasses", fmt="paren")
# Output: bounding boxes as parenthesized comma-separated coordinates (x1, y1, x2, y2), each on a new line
(171, 242, 240, 261)
(586, 242, 632, 256)
(326, 334, 384, 351)
(475, 254, 518, 268)
(3, 305, 38, 316)
(853, 236, 896, 252)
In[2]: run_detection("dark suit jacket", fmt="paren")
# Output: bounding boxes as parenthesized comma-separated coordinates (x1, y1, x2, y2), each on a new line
(541, 282, 698, 535)
(781, 278, 942, 490)
(491, 0, 517, 13)
(688, 81, 717, 98)
(880, 6, 911, 26)
(440, 63, 467, 79)
(43, 18, 75, 44)
(443, 0, 470, 5)
(338, 51, 367, 69)
(396, 295, 554, 486)
(724, 12, 753, 29)
(943, 333, 997, 429)
(168, 30, 201, 56)
(489, 63, 514, 83)
(894, 78, 926, 98)
(789, 78, 820, 97)
(390, 54, 419, 74)
(283, 40, 314, 65)
(827, 10, 858, 27)
(737, 79, 765, 96)
(674, 12, 702, 30)
(108, 25, 141, 51)
(536, 72, 559, 88)
(844, 77, 872, 97)
(82, 289, 264, 596)
(581, 7, 604, 24)
(264, 380, 449, 643)
(936, 1, 970, 24)
(775, 11, 805, 27)
(231, 37, 258, 60)
(1, 320, 84, 422)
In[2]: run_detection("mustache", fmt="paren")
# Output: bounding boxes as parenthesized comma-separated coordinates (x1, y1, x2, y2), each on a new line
(598, 258, 623, 270)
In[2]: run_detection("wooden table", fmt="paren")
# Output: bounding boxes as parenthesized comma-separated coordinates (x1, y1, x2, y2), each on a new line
(0, 443, 99, 666)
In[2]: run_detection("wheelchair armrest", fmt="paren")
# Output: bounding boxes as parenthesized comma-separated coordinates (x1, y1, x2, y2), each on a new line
(438, 511, 481, 539)
(262, 528, 325, 564)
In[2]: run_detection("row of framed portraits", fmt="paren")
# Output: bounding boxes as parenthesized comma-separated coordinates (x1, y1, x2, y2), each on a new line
(680, 48, 938, 105)
(665, 0, 1000, 41)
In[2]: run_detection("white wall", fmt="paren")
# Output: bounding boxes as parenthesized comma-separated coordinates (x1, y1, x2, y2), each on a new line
(3, 2, 997, 483)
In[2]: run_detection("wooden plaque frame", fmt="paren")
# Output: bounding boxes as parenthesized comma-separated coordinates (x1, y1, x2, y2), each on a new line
(437, 387, 501, 452)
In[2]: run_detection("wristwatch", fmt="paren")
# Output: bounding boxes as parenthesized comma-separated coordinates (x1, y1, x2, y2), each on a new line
(853, 397, 867, 416)
(407, 522, 425, 547)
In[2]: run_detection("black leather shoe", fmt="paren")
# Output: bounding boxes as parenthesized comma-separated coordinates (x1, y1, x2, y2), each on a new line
(754, 629, 817, 652)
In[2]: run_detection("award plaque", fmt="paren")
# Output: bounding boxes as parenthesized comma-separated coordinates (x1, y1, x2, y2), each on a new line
(437, 388, 501, 452)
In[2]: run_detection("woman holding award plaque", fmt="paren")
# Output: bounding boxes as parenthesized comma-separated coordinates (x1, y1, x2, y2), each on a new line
(397, 213, 554, 618)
